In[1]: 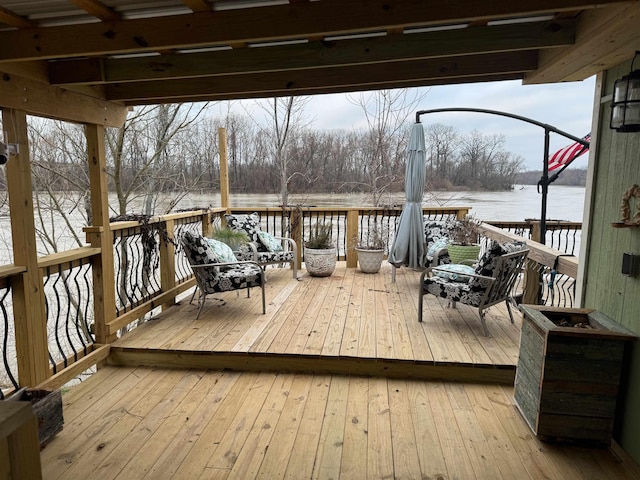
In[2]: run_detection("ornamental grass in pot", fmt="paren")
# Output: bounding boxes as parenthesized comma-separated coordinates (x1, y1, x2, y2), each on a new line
(305, 221, 336, 277)
(355, 221, 387, 273)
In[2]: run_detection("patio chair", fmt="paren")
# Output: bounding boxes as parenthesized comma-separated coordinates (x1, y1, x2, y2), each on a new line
(225, 212, 298, 279)
(419, 241, 529, 336)
(391, 218, 455, 282)
(423, 218, 454, 267)
(181, 231, 265, 319)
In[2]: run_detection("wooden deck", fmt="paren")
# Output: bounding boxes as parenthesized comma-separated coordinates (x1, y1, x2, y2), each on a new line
(39, 263, 640, 479)
(109, 263, 522, 383)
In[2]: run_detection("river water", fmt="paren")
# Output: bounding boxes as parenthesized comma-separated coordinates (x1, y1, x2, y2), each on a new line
(178, 184, 586, 223)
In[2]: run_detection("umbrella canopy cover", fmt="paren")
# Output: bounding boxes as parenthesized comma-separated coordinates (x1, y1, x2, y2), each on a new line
(388, 122, 426, 269)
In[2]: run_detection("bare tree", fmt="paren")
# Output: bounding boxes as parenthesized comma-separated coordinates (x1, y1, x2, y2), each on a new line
(252, 96, 312, 207)
(107, 103, 210, 216)
(348, 89, 428, 206)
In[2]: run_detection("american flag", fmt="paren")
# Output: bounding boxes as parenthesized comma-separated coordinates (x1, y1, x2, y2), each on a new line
(548, 133, 591, 172)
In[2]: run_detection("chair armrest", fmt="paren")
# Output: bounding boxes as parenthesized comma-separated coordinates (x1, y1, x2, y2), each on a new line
(272, 236, 297, 254)
(190, 260, 262, 270)
(429, 246, 449, 267)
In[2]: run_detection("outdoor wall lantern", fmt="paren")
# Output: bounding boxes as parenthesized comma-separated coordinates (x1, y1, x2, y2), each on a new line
(610, 50, 640, 133)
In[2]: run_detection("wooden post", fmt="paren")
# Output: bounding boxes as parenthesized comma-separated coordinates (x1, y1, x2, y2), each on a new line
(523, 221, 542, 304)
(218, 127, 230, 210)
(346, 210, 359, 268)
(3, 108, 50, 387)
(0, 402, 43, 479)
(290, 207, 303, 269)
(85, 124, 118, 344)
(159, 218, 176, 310)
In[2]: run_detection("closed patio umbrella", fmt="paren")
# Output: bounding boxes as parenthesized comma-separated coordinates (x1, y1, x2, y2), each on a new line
(388, 122, 426, 272)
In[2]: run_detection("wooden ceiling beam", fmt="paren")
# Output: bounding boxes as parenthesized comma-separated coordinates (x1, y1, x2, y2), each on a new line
(126, 73, 526, 105)
(69, 0, 121, 22)
(0, 0, 619, 62)
(105, 51, 537, 102)
(0, 69, 127, 126)
(525, 2, 640, 83)
(181, 0, 213, 12)
(49, 20, 574, 85)
(0, 5, 36, 29)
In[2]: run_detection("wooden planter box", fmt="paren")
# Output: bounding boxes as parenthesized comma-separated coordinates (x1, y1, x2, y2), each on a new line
(514, 306, 636, 446)
(8, 388, 64, 449)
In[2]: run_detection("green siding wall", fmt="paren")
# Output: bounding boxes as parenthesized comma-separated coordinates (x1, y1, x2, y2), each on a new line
(584, 60, 640, 462)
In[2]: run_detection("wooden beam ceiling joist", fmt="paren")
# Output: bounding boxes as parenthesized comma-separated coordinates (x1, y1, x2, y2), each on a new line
(0, 0, 620, 62)
(127, 73, 526, 105)
(106, 50, 537, 102)
(0, 70, 127, 127)
(525, 1, 640, 84)
(49, 20, 575, 86)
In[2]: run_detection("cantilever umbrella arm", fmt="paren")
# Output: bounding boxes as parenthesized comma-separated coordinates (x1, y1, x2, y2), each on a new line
(414, 107, 589, 245)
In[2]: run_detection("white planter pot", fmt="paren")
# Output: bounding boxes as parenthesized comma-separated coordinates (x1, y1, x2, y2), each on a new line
(356, 248, 384, 273)
(304, 247, 337, 277)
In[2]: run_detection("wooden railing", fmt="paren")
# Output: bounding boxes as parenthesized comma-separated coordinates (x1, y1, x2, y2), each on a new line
(1, 206, 578, 396)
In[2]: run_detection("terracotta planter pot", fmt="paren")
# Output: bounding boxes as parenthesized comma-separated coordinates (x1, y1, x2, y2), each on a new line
(304, 247, 336, 277)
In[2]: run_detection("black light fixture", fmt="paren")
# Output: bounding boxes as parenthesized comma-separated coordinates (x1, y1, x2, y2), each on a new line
(610, 50, 640, 133)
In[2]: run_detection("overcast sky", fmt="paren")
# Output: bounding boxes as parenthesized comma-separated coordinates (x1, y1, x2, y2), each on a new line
(214, 77, 597, 172)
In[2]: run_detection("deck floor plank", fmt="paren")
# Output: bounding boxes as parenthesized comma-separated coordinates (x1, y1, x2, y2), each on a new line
(311, 375, 349, 479)
(223, 374, 294, 480)
(118, 370, 240, 480)
(372, 266, 395, 359)
(366, 375, 394, 479)
(254, 374, 313, 479)
(36, 263, 640, 479)
(39, 366, 640, 480)
(339, 267, 365, 358)
(387, 379, 423, 479)
(282, 375, 331, 480)
(163, 372, 261, 479)
(321, 266, 356, 357)
(339, 376, 369, 480)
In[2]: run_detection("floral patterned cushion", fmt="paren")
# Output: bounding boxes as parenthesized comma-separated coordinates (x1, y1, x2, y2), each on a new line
(182, 231, 220, 275)
(258, 231, 283, 252)
(434, 263, 475, 283)
(468, 240, 526, 289)
(199, 263, 263, 293)
(225, 213, 268, 252)
(207, 238, 237, 263)
(235, 249, 295, 263)
(423, 218, 452, 265)
(423, 275, 485, 307)
(427, 237, 449, 258)
(182, 231, 263, 293)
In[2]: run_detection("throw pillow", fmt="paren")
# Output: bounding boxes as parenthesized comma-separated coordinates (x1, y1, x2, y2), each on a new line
(207, 238, 237, 263)
(427, 237, 449, 258)
(225, 212, 262, 243)
(258, 231, 283, 252)
(434, 263, 475, 283)
(474, 240, 506, 277)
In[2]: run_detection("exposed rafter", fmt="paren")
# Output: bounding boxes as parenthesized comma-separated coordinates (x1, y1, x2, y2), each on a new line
(0, 0, 623, 62)
(105, 51, 538, 103)
(0, 0, 638, 112)
(48, 20, 575, 86)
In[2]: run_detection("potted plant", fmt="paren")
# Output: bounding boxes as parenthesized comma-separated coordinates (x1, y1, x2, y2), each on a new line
(355, 221, 387, 273)
(304, 221, 336, 277)
(446, 215, 482, 264)
(210, 226, 249, 251)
